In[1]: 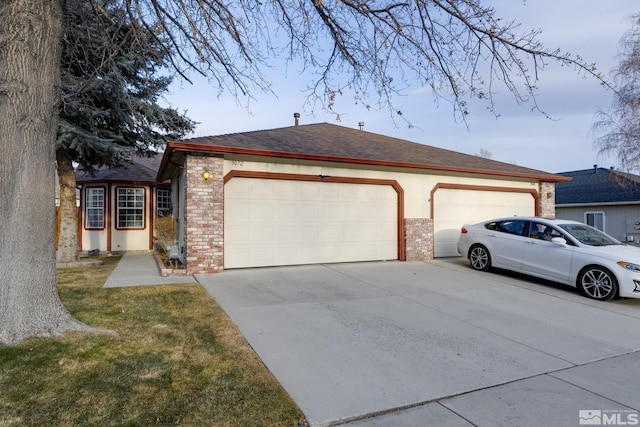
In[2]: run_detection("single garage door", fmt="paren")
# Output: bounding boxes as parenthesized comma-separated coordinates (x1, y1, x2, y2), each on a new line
(433, 188, 535, 257)
(224, 178, 398, 269)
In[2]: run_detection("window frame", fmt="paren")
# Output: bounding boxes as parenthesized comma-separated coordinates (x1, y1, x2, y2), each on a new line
(486, 219, 526, 236)
(584, 211, 605, 232)
(84, 186, 106, 230)
(156, 187, 172, 217)
(116, 187, 146, 230)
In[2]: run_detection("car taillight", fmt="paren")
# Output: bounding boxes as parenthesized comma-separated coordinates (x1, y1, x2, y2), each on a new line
(461, 227, 468, 234)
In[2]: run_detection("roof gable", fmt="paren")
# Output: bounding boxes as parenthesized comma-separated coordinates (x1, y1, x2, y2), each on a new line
(556, 168, 640, 204)
(160, 123, 566, 181)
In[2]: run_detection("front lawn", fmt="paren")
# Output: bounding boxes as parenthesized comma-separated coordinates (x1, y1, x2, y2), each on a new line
(0, 256, 304, 426)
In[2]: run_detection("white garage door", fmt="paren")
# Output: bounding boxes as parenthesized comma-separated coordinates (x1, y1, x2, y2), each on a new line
(224, 178, 398, 269)
(433, 188, 535, 257)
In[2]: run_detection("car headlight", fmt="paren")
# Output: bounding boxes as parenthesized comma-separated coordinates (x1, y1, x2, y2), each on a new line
(617, 261, 640, 272)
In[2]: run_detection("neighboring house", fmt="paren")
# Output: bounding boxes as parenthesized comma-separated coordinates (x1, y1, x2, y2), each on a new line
(76, 153, 172, 253)
(157, 120, 568, 274)
(556, 166, 640, 244)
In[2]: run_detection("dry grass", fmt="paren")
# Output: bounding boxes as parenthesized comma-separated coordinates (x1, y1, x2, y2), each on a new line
(0, 256, 304, 426)
(155, 215, 176, 249)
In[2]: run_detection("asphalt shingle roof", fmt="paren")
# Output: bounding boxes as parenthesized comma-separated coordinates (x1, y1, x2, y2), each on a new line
(162, 123, 566, 181)
(556, 167, 640, 204)
(76, 152, 165, 183)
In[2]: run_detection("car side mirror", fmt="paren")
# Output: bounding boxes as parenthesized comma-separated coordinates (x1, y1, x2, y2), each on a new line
(551, 237, 567, 246)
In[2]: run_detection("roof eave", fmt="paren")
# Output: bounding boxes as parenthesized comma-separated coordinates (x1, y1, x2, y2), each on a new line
(76, 178, 169, 186)
(556, 201, 640, 208)
(166, 142, 570, 183)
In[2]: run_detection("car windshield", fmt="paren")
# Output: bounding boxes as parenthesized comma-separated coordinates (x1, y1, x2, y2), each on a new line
(558, 223, 621, 246)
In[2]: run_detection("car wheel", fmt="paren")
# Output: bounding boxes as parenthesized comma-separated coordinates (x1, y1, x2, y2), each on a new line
(468, 245, 491, 271)
(578, 266, 618, 301)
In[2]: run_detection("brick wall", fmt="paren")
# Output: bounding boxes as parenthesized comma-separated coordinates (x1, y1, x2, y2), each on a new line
(540, 181, 556, 218)
(404, 218, 433, 261)
(183, 154, 224, 274)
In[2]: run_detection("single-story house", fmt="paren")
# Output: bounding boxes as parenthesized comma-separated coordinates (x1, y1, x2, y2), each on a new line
(156, 119, 568, 274)
(76, 152, 171, 253)
(556, 166, 640, 244)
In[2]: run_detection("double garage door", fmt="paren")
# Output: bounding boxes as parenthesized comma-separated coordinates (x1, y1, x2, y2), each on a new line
(224, 178, 398, 269)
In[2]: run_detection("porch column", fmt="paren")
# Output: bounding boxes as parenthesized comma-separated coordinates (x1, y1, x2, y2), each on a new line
(184, 154, 224, 274)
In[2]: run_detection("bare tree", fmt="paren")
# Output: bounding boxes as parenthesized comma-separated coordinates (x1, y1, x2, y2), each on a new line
(0, 0, 610, 344)
(593, 13, 640, 172)
(476, 148, 493, 159)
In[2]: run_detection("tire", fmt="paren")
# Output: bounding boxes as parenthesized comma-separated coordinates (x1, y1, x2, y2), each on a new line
(578, 266, 618, 301)
(468, 245, 491, 272)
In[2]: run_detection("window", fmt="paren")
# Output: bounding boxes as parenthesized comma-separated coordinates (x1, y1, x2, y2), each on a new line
(117, 188, 144, 229)
(157, 188, 171, 217)
(529, 221, 564, 241)
(85, 188, 104, 229)
(486, 220, 526, 236)
(585, 211, 605, 232)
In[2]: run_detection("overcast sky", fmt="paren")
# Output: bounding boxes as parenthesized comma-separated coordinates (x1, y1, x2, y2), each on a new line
(166, 0, 638, 174)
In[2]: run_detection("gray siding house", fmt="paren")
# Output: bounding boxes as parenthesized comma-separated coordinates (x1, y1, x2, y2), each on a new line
(556, 166, 640, 244)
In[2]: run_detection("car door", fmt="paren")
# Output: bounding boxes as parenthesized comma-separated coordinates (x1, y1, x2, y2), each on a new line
(485, 219, 527, 270)
(521, 221, 574, 283)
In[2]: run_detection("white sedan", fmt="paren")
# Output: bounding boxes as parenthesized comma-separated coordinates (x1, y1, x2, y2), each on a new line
(457, 216, 640, 300)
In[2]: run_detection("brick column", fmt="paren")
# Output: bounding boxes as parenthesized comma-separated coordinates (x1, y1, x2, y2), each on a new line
(540, 181, 556, 218)
(183, 154, 224, 274)
(404, 218, 433, 261)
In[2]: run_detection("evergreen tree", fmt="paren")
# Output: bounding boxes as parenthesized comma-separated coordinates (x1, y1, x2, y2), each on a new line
(55, 0, 195, 263)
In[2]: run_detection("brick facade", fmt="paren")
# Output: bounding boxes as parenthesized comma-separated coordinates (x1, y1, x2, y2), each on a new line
(404, 218, 434, 261)
(183, 154, 224, 274)
(540, 181, 556, 218)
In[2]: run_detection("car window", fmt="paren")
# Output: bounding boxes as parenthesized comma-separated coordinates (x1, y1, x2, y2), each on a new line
(486, 220, 526, 236)
(559, 223, 621, 246)
(529, 222, 565, 241)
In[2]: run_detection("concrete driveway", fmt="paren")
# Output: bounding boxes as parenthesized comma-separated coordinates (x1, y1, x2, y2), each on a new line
(197, 259, 640, 427)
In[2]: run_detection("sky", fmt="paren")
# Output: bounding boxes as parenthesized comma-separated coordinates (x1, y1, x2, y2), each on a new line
(165, 0, 639, 174)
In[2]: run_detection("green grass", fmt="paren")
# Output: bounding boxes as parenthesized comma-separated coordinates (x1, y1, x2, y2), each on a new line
(0, 256, 305, 426)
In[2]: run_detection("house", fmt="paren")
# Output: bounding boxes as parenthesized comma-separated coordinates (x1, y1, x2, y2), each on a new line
(156, 120, 568, 274)
(556, 166, 640, 244)
(76, 152, 172, 253)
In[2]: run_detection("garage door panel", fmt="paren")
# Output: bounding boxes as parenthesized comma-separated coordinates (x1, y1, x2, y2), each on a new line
(225, 178, 398, 269)
(434, 188, 535, 258)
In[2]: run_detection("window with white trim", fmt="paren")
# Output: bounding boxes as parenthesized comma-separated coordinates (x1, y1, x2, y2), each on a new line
(585, 211, 605, 232)
(117, 188, 144, 228)
(85, 187, 104, 229)
(157, 188, 171, 217)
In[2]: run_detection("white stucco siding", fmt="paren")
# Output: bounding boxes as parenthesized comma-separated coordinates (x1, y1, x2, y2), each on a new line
(224, 178, 398, 269)
(80, 229, 108, 252)
(223, 156, 534, 216)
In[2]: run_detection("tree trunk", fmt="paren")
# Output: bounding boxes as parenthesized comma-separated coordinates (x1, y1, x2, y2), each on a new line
(56, 150, 79, 263)
(0, 0, 102, 344)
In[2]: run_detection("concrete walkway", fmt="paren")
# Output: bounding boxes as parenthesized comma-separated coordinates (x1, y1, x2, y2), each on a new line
(103, 252, 196, 288)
